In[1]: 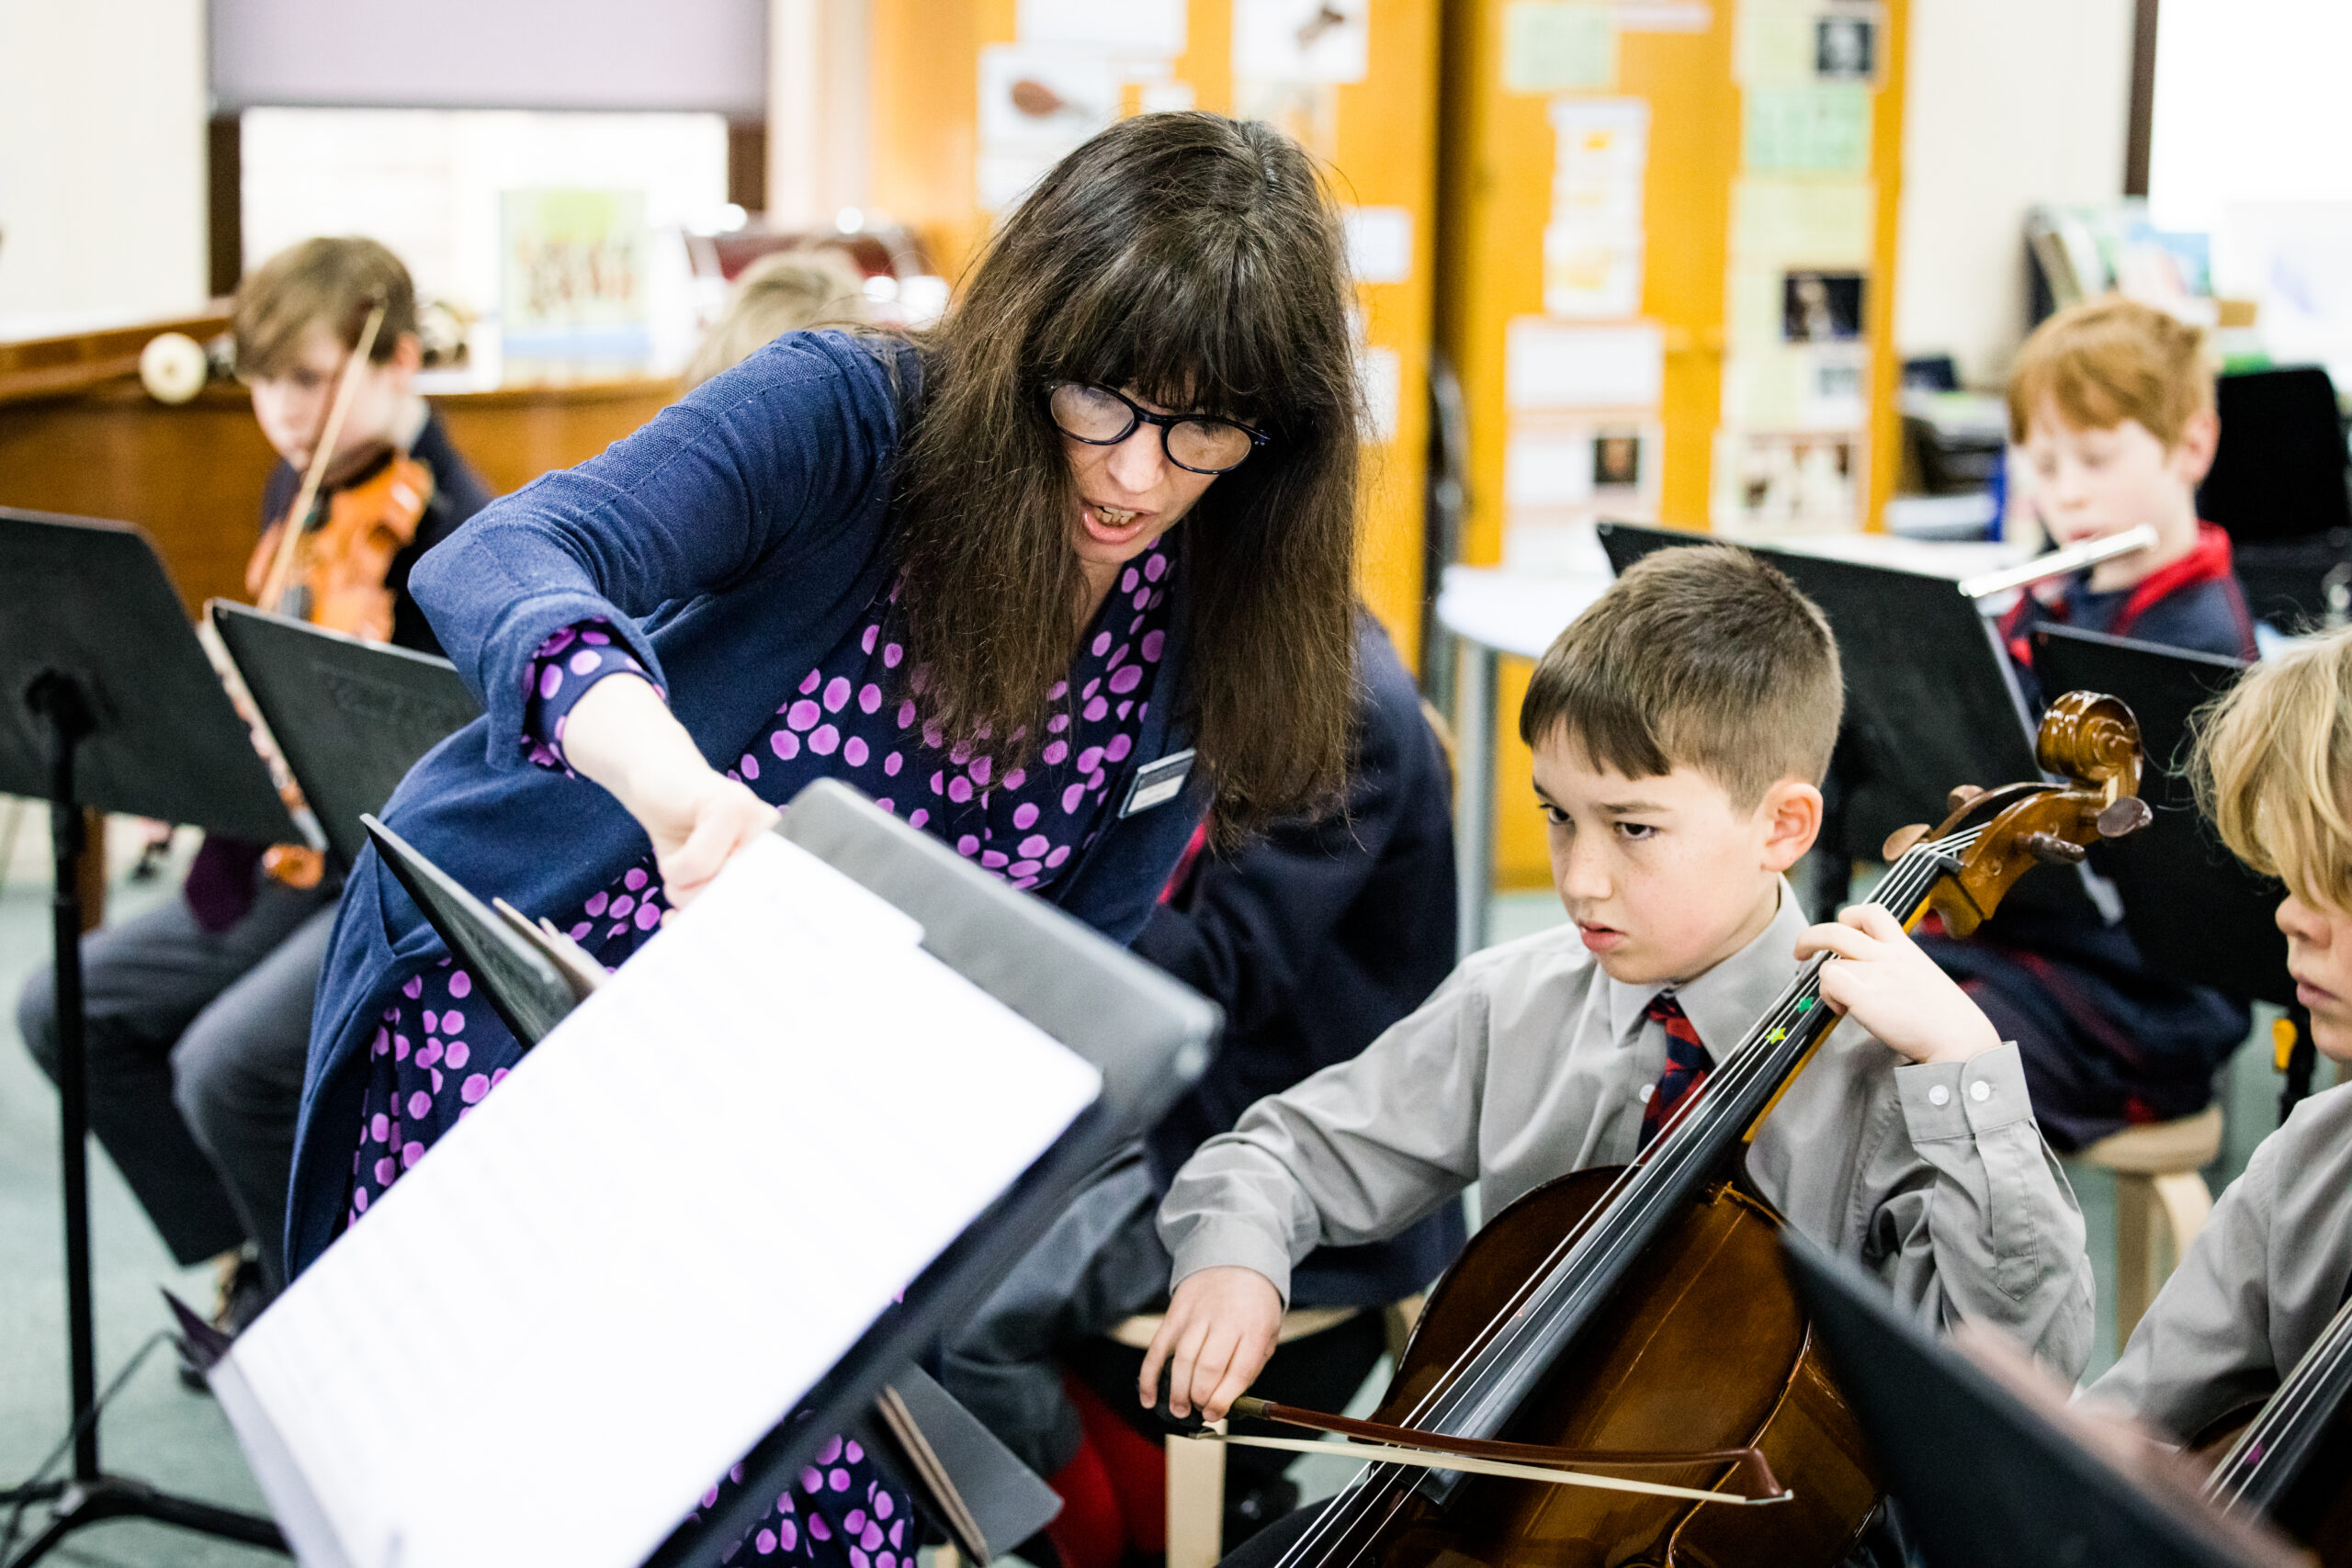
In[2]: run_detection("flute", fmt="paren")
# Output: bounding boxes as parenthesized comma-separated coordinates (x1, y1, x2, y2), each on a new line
(1958, 524, 2160, 601)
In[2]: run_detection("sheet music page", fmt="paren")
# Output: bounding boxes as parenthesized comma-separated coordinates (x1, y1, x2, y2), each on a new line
(228, 834, 1102, 1568)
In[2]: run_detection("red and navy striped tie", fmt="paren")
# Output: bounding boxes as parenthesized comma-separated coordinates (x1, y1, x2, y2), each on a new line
(1638, 992, 1714, 1151)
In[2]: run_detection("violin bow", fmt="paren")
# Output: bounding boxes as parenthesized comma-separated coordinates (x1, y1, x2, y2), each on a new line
(258, 294, 391, 615)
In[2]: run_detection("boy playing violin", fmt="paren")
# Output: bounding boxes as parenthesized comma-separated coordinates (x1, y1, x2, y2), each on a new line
(1922, 297, 2256, 1152)
(14, 237, 490, 1331)
(2088, 627, 2352, 1438)
(1139, 547, 2093, 1486)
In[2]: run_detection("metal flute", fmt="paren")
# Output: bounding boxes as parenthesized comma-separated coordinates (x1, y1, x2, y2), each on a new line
(1958, 523, 2161, 601)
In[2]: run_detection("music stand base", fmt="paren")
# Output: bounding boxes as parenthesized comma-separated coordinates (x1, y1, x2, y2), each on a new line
(6, 1475, 287, 1565)
(9, 674, 289, 1565)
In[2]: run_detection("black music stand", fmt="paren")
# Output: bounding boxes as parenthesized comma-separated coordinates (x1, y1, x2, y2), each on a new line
(188, 781, 1212, 1568)
(352, 808, 1068, 1563)
(2032, 624, 2315, 1118)
(1781, 1232, 2281, 1568)
(0, 511, 295, 1561)
(209, 602, 481, 873)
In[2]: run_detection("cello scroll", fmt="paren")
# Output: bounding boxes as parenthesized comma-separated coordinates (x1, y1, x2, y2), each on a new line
(1892, 691, 2154, 938)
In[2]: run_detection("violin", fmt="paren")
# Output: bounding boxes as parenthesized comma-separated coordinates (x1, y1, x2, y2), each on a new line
(246, 298, 433, 642)
(233, 298, 433, 887)
(2194, 1292, 2352, 1562)
(1203, 691, 2154, 1568)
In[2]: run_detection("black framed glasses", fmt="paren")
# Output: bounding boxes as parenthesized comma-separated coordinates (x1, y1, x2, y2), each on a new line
(1046, 383, 1270, 475)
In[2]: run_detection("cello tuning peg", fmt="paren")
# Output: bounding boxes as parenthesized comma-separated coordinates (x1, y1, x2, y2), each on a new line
(1882, 823, 1930, 861)
(2095, 797, 2154, 839)
(1946, 784, 1986, 813)
(2022, 831, 2086, 866)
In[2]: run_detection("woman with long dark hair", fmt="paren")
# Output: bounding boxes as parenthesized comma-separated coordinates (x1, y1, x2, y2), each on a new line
(287, 111, 1363, 1562)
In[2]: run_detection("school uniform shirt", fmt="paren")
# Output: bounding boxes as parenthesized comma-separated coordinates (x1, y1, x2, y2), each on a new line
(1159, 879, 2096, 1376)
(2090, 1083, 2352, 1439)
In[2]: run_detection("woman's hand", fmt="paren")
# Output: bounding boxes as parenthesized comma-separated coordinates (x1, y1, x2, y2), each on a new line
(1794, 903, 2002, 1066)
(560, 672, 779, 908)
(1138, 1266, 1284, 1423)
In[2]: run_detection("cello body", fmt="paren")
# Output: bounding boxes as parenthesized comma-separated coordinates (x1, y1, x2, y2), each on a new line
(1349, 1168, 1877, 1568)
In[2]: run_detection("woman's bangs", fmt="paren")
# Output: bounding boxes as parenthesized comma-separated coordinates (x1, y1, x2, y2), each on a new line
(1043, 235, 1314, 429)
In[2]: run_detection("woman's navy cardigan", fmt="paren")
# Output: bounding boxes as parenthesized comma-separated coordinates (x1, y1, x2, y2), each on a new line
(287, 333, 1208, 1277)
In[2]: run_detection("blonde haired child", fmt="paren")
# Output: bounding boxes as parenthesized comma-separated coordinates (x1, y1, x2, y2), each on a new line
(2091, 628, 2352, 1436)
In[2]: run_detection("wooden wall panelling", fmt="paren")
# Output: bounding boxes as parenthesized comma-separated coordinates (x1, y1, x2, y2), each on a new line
(0, 373, 677, 616)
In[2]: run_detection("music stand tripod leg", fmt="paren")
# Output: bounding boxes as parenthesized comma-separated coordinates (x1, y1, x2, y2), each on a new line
(4, 672, 287, 1566)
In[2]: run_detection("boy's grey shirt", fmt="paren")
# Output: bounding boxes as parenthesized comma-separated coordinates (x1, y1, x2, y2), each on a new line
(1159, 880, 2096, 1377)
(2090, 1082, 2352, 1437)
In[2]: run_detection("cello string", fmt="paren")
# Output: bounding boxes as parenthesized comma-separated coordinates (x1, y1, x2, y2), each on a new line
(1272, 828, 1985, 1568)
(2210, 1289, 2352, 1513)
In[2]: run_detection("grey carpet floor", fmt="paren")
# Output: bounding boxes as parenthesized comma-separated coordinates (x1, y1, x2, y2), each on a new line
(0, 814, 280, 1566)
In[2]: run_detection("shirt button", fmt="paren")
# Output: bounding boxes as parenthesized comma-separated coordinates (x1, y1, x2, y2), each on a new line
(1636, 1083, 1656, 1102)
(1928, 1084, 1951, 1107)
(1970, 1080, 1991, 1103)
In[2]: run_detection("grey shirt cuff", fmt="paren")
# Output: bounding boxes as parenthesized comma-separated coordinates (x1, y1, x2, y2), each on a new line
(1166, 1218, 1297, 1308)
(1895, 1042, 2034, 1142)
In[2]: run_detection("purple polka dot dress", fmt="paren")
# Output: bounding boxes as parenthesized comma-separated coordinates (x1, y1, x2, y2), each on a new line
(346, 537, 1178, 1562)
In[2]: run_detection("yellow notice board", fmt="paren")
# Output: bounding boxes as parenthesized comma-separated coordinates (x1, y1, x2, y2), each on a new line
(866, 0, 1442, 668)
(1436, 0, 1906, 890)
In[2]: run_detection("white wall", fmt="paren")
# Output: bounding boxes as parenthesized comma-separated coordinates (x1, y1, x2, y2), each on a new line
(767, 0, 871, 229)
(1892, 0, 2134, 389)
(0, 0, 209, 334)
(2147, 0, 2352, 232)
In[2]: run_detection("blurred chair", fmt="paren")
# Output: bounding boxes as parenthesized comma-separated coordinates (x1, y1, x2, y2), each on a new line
(2078, 1104, 2223, 1347)
(2198, 366, 2352, 626)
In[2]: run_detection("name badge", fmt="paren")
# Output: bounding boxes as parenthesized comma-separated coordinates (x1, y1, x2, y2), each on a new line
(1120, 749, 1196, 818)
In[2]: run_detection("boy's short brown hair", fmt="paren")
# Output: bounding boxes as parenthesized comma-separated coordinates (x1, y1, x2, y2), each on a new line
(1519, 544, 1843, 807)
(2007, 296, 2214, 446)
(233, 237, 418, 379)
(2193, 626, 2352, 911)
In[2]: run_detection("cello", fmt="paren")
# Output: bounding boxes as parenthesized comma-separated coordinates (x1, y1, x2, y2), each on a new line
(2195, 1292, 2352, 1562)
(1191, 691, 2153, 1568)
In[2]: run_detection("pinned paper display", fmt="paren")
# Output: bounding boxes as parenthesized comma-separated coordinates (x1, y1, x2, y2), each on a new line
(977, 47, 1120, 210)
(1508, 319, 1666, 411)
(1544, 98, 1649, 319)
(1234, 0, 1370, 84)
(1504, 1, 1620, 92)
(1506, 423, 1661, 509)
(1731, 178, 1874, 268)
(1344, 207, 1415, 286)
(1736, 0, 1883, 87)
(1015, 0, 1187, 55)
(1357, 344, 1401, 444)
(1717, 430, 1859, 532)
(1743, 84, 1871, 174)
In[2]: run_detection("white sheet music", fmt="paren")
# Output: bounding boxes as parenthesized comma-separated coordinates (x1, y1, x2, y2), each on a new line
(227, 834, 1102, 1568)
